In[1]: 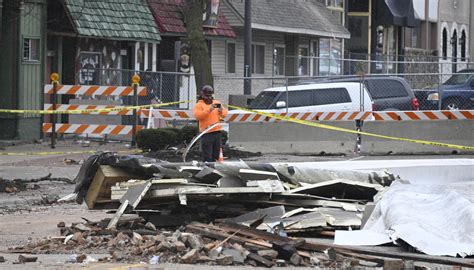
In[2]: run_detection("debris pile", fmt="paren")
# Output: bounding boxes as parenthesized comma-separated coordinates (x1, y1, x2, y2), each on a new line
(6, 216, 385, 267)
(6, 154, 474, 268)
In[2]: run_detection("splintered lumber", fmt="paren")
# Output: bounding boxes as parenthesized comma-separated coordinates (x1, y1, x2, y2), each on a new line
(119, 181, 152, 209)
(106, 199, 129, 229)
(110, 179, 215, 200)
(85, 165, 147, 209)
(238, 169, 280, 181)
(303, 238, 474, 268)
(149, 186, 284, 198)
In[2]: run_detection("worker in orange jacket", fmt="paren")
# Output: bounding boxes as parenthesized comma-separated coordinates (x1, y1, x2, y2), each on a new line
(193, 85, 228, 162)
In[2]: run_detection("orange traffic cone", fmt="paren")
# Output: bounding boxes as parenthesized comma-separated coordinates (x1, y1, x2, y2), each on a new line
(218, 148, 224, 162)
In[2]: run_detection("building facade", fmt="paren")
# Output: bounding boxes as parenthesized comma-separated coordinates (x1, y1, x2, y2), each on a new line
(0, 0, 47, 140)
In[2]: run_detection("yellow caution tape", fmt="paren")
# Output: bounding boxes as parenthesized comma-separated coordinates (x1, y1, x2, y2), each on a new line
(0, 100, 192, 115)
(0, 148, 143, 156)
(228, 105, 474, 151)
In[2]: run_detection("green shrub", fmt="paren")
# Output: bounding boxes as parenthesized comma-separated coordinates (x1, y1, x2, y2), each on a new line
(136, 125, 198, 151)
(136, 128, 180, 151)
(181, 125, 198, 143)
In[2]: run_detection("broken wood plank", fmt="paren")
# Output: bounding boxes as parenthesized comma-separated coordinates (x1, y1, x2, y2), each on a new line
(303, 238, 474, 268)
(238, 169, 280, 181)
(106, 199, 129, 229)
(85, 165, 147, 209)
(230, 206, 285, 224)
(119, 181, 152, 209)
(247, 252, 274, 267)
(246, 180, 284, 192)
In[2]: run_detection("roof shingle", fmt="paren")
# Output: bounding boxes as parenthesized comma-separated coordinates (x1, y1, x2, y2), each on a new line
(63, 0, 161, 42)
(226, 0, 349, 39)
(148, 0, 236, 38)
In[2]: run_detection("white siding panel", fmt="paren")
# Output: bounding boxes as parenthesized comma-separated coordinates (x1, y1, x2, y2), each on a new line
(212, 40, 226, 76)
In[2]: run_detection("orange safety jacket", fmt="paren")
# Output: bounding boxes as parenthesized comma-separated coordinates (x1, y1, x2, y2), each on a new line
(193, 99, 228, 133)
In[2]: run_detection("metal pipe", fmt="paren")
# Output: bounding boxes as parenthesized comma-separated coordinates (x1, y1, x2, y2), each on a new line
(243, 0, 252, 95)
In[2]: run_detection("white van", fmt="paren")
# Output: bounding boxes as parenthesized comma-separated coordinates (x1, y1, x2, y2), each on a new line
(246, 82, 373, 113)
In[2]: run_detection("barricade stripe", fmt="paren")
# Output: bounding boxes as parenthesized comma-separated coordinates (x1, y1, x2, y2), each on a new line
(68, 85, 80, 95)
(57, 124, 70, 133)
(323, 112, 335, 121)
(442, 111, 457, 120)
(301, 112, 311, 120)
(460, 111, 473, 119)
(177, 111, 190, 118)
(227, 114, 239, 122)
(103, 86, 117, 96)
(138, 88, 147, 96)
(160, 111, 172, 118)
(75, 125, 89, 134)
(405, 112, 421, 120)
(84, 86, 99, 95)
(121, 87, 133, 96)
(251, 114, 261, 122)
(42, 123, 52, 132)
(93, 125, 107, 134)
(348, 112, 358, 120)
(290, 113, 299, 119)
(424, 111, 437, 120)
(336, 112, 347, 121)
(240, 114, 251, 122)
(110, 125, 124, 135)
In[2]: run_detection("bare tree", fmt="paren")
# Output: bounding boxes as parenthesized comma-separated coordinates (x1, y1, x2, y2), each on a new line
(182, 0, 213, 92)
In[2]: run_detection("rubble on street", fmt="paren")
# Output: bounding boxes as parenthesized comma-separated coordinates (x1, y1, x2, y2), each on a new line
(3, 152, 474, 268)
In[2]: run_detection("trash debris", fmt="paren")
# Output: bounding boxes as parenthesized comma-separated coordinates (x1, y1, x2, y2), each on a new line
(18, 255, 37, 263)
(7, 153, 472, 268)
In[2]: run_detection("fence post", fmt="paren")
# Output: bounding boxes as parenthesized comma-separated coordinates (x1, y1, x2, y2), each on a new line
(50, 73, 59, 149)
(131, 74, 140, 147)
(438, 63, 442, 110)
(285, 78, 289, 113)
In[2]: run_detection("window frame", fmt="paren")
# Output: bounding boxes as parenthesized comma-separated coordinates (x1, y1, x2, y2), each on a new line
(252, 42, 266, 75)
(273, 44, 285, 77)
(298, 44, 310, 76)
(326, 0, 344, 11)
(225, 41, 236, 74)
(442, 28, 448, 60)
(23, 37, 41, 63)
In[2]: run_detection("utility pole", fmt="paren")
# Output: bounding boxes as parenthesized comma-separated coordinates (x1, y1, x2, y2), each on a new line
(243, 0, 252, 95)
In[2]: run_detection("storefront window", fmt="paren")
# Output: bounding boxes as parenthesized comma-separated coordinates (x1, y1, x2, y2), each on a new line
(319, 39, 341, 76)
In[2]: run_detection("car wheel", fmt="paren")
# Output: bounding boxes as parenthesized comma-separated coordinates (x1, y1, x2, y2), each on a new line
(442, 98, 462, 110)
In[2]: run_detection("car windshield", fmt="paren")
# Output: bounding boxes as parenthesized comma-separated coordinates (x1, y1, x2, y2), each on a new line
(249, 91, 280, 109)
(444, 73, 471, 85)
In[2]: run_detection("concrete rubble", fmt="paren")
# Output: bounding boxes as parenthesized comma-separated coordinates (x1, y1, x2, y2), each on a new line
(5, 152, 474, 268)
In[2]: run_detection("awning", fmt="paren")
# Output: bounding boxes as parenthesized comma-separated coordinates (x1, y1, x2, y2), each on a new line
(377, 0, 420, 28)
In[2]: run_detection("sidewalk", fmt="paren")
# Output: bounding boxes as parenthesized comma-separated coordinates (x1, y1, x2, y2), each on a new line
(0, 139, 133, 179)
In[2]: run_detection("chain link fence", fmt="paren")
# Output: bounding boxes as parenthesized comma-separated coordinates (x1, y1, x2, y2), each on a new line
(215, 68, 474, 112)
(73, 62, 474, 116)
(76, 68, 195, 110)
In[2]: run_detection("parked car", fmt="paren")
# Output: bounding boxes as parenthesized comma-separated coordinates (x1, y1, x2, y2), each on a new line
(243, 82, 373, 113)
(296, 76, 419, 111)
(416, 69, 474, 110)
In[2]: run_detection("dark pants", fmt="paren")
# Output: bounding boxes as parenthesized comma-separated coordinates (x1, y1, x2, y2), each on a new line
(201, 131, 221, 162)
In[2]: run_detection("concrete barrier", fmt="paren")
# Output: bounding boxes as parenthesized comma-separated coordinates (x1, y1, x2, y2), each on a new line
(228, 120, 473, 155)
(228, 121, 358, 155)
(361, 120, 474, 155)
